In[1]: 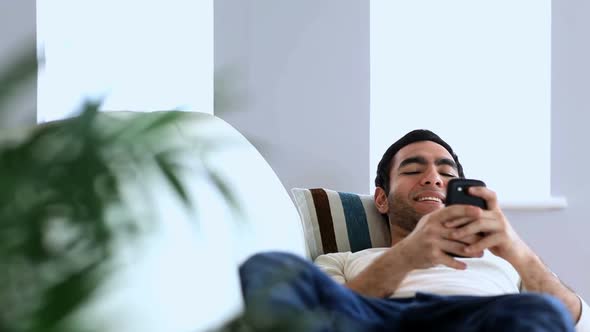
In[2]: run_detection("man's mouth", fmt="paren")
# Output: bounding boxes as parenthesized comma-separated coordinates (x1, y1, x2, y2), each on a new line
(416, 196, 444, 204)
(413, 192, 446, 204)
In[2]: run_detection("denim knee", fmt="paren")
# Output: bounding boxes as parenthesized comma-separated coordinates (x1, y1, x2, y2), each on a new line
(239, 252, 313, 291)
(240, 251, 309, 276)
(238, 252, 335, 331)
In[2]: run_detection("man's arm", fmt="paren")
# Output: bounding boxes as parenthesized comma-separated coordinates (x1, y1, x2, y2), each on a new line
(511, 249, 590, 331)
(344, 244, 412, 298)
(447, 186, 583, 323)
(512, 246, 582, 322)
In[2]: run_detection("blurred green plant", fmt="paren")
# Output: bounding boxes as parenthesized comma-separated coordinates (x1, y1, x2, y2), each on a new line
(0, 48, 241, 332)
(0, 46, 334, 332)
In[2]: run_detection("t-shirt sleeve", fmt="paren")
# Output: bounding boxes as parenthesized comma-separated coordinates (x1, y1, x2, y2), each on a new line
(314, 252, 349, 285)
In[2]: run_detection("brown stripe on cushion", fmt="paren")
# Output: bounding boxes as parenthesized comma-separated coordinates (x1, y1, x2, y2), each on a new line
(310, 188, 338, 254)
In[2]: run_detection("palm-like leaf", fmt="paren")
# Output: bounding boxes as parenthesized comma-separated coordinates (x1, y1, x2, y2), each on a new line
(0, 45, 320, 332)
(0, 45, 37, 111)
(0, 53, 239, 331)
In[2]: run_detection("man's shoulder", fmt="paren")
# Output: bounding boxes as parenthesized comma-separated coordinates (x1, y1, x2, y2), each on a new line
(315, 247, 388, 262)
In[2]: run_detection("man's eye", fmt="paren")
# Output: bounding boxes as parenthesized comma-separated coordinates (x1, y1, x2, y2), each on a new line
(441, 173, 457, 177)
(402, 171, 420, 175)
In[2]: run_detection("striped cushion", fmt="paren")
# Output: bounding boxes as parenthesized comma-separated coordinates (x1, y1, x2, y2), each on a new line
(291, 188, 391, 260)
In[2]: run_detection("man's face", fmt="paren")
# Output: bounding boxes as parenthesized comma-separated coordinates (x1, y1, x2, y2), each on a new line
(385, 141, 459, 232)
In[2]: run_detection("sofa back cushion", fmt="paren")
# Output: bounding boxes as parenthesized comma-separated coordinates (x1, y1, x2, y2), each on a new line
(291, 188, 391, 260)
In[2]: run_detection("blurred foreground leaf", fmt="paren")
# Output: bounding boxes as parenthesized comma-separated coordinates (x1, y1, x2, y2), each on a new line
(0, 96, 239, 331)
(0, 45, 37, 111)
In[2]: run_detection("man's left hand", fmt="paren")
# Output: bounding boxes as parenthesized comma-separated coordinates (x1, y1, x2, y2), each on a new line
(444, 186, 532, 265)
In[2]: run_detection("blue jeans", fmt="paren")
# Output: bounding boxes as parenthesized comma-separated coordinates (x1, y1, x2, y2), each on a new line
(239, 252, 575, 332)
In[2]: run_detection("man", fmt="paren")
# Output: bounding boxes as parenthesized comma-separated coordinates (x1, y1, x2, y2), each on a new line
(239, 130, 589, 331)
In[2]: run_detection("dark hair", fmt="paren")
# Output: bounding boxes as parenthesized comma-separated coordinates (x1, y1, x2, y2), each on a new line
(374, 129, 465, 195)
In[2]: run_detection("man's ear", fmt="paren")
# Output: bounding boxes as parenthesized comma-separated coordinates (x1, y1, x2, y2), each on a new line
(374, 187, 389, 214)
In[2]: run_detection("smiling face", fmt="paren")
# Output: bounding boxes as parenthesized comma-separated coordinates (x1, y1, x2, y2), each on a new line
(375, 141, 459, 237)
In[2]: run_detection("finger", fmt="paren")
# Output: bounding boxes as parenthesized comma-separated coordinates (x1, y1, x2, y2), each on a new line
(444, 216, 477, 229)
(449, 217, 499, 239)
(453, 233, 484, 245)
(440, 224, 480, 243)
(440, 239, 484, 258)
(433, 204, 482, 223)
(468, 186, 499, 210)
(437, 252, 467, 270)
(465, 233, 503, 254)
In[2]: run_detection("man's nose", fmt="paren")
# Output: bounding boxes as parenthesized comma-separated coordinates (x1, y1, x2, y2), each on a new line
(421, 167, 443, 187)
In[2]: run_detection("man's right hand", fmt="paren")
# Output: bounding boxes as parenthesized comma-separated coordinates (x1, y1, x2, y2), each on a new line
(396, 204, 485, 271)
(345, 204, 484, 298)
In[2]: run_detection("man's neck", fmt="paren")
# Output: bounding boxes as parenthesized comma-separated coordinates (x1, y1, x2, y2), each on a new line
(389, 224, 410, 247)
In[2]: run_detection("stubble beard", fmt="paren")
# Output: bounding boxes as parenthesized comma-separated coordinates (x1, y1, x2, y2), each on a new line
(388, 191, 423, 233)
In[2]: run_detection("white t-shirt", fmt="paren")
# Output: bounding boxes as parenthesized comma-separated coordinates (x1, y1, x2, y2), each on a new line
(315, 248, 590, 331)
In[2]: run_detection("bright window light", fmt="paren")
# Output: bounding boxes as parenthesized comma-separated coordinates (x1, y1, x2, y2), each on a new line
(370, 1, 564, 209)
(36, 0, 213, 122)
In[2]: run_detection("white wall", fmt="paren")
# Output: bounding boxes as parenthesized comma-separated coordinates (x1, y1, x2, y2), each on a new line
(215, 1, 590, 301)
(0, 0, 36, 128)
(214, 0, 370, 194)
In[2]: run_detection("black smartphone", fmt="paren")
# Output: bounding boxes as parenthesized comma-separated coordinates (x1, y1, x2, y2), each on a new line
(446, 178, 487, 210)
(445, 178, 487, 258)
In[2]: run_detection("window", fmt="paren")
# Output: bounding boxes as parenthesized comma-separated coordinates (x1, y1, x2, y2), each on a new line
(370, 1, 565, 209)
(36, 1, 213, 122)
